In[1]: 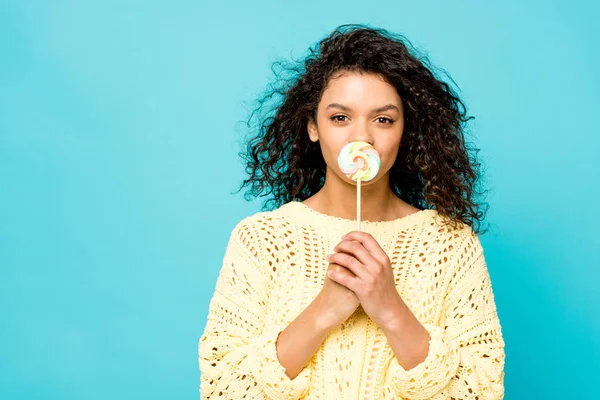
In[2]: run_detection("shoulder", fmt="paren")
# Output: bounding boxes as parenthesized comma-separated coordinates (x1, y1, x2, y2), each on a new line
(425, 211, 484, 259)
(425, 215, 490, 290)
(426, 210, 478, 239)
(228, 203, 296, 248)
(232, 203, 293, 234)
(224, 205, 296, 278)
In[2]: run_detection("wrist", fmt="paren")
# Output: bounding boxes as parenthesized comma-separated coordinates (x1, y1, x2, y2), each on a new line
(310, 294, 343, 333)
(378, 298, 411, 332)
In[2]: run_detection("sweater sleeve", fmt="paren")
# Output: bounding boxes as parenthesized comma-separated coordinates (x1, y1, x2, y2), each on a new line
(198, 218, 312, 400)
(384, 231, 505, 400)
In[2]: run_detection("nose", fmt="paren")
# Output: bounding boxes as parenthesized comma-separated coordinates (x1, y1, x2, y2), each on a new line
(351, 121, 374, 144)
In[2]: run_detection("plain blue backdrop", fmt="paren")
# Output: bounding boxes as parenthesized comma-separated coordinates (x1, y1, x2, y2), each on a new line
(1, 0, 599, 398)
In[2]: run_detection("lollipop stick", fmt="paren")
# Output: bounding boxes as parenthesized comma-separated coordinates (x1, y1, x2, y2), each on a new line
(356, 178, 361, 232)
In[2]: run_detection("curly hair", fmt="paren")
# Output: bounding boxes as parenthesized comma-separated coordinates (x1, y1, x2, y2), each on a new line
(237, 24, 489, 234)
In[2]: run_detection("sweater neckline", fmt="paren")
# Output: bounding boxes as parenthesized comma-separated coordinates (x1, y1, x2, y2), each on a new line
(280, 201, 437, 232)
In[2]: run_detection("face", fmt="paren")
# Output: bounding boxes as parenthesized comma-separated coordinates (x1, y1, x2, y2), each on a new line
(307, 70, 404, 186)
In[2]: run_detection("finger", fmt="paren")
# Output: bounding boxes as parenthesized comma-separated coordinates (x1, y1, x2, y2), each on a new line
(333, 240, 379, 270)
(328, 252, 368, 280)
(342, 231, 389, 266)
(327, 263, 359, 292)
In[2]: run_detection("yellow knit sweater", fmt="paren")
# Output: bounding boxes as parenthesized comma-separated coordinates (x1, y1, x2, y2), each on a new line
(198, 201, 505, 399)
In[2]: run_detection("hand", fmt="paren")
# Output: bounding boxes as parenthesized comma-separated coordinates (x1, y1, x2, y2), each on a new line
(315, 261, 361, 329)
(326, 231, 407, 328)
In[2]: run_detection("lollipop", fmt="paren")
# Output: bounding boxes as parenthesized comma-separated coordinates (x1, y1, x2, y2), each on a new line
(337, 141, 381, 231)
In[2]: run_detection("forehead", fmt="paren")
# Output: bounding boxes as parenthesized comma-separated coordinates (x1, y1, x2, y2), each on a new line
(320, 71, 401, 107)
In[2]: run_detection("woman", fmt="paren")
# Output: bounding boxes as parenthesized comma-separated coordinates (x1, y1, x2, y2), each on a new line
(198, 24, 505, 399)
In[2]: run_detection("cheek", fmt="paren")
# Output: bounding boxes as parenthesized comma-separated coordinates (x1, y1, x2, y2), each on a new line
(315, 139, 339, 170)
(383, 149, 400, 170)
(318, 140, 357, 180)
(317, 135, 344, 161)
(377, 143, 402, 172)
(380, 131, 402, 151)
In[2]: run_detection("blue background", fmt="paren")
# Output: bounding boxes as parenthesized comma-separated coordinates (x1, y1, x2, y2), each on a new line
(1, 0, 598, 398)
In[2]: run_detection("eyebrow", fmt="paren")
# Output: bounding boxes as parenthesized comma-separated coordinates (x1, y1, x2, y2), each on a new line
(326, 103, 400, 113)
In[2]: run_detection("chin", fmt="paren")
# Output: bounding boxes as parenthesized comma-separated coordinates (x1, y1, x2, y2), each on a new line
(344, 175, 382, 186)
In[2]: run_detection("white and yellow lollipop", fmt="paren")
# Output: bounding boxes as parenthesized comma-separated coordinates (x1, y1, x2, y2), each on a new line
(337, 141, 381, 231)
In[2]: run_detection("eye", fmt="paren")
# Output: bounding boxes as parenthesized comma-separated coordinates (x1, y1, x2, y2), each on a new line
(376, 117, 394, 124)
(331, 114, 349, 123)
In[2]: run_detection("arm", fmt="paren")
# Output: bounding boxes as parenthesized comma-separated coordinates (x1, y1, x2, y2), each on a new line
(198, 218, 312, 400)
(378, 300, 432, 371)
(383, 231, 506, 400)
(277, 294, 339, 379)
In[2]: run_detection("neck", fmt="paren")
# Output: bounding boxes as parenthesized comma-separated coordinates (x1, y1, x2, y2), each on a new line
(305, 169, 411, 222)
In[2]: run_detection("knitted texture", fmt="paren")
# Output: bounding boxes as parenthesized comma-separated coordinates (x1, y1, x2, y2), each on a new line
(198, 201, 505, 399)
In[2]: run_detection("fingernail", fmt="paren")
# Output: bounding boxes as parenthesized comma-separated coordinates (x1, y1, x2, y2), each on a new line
(342, 234, 348, 239)
(326, 254, 331, 260)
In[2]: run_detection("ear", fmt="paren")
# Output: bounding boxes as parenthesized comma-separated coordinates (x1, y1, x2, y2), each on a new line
(307, 118, 319, 142)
